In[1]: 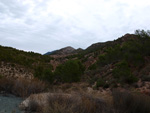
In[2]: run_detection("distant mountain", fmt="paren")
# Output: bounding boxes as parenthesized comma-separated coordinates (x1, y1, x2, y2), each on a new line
(1, 30, 150, 90)
(44, 46, 76, 55)
(44, 50, 56, 55)
(73, 48, 83, 53)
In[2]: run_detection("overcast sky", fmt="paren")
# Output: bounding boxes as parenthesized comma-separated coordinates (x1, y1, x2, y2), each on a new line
(0, 0, 150, 54)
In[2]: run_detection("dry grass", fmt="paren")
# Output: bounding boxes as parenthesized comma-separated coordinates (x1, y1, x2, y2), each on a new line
(50, 82, 89, 93)
(24, 89, 150, 113)
(1, 77, 150, 113)
(25, 92, 112, 113)
(0, 77, 47, 97)
(43, 94, 75, 113)
(26, 97, 42, 112)
(112, 89, 150, 113)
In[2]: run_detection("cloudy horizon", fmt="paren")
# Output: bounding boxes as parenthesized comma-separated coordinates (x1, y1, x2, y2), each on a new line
(0, 0, 150, 54)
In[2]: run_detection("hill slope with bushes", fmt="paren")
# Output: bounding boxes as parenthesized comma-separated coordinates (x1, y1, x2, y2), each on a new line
(1, 29, 150, 89)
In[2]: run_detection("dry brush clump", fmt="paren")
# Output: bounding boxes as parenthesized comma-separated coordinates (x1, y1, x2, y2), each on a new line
(112, 90, 150, 113)
(25, 93, 113, 113)
(24, 90, 150, 113)
(0, 77, 14, 93)
(43, 94, 76, 113)
(25, 97, 42, 112)
(78, 94, 111, 113)
(0, 77, 47, 97)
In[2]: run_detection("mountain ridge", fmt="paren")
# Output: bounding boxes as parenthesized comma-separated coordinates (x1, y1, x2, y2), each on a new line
(1, 30, 150, 91)
(44, 46, 76, 55)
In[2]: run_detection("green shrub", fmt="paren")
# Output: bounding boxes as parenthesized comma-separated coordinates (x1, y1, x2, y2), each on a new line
(96, 78, 105, 88)
(0, 45, 53, 69)
(96, 78, 109, 89)
(97, 45, 122, 67)
(97, 54, 108, 67)
(34, 65, 54, 83)
(112, 60, 138, 84)
(88, 63, 97, 70)
(135, 29, 150, 38)
(54, 59, 85, 83)
(0, 74, 2, 79)
(122, 41, 144, 67)
(82, 56, 88, 62)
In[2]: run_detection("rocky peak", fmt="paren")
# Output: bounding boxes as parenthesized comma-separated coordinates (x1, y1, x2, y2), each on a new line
(46, 46, 76, 55)
(60, 46, 75, 54)
(118, 34, 138, 42)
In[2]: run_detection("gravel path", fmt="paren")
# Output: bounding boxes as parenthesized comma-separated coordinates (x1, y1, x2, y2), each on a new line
(0, 94, 23, 113)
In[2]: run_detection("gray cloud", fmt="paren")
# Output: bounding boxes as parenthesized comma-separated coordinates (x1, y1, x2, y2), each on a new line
(0, 0, 150, 54)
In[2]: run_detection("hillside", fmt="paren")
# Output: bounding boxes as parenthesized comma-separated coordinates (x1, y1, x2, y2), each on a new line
(0, 30, 150, 91)
(0, 46, 53, 79)
(1, 30, 150, 113)
(43, 30, 150, 92)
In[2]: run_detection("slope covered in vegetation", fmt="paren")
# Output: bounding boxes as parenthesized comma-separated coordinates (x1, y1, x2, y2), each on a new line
(1, 30, 150, 113)
(1, 30, 150, 88)
(82, 30, 150, 88)
(0, 46, 52, 68)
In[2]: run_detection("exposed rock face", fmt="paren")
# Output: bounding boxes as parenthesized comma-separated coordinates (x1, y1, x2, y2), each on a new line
(46, 46, 76, 55)
(119, 34, 138, 42)
(0, 62, 33, 79)
(56, 46, 75, 55)
(46, 47, 76, 70)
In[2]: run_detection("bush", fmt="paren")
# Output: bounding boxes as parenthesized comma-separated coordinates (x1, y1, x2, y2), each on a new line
(113, 90, 150, 113)
(96, 78, 105, 88)
(0, 74, 2, 79)
(34, 65, 54, 83)
(42, 93, 111, 113)
(27, 98, 42, 112)
(0, 77, 47, 97)
(97, 54, 108, 67)
(88, 63, 97, 70)
(0, 77, 14, 93)
(95, 78, 109, 89)
(135, 29, 150, 38)
(122, 41, 144, 67)
(97, 45, 122, 67)
(0, 45, 53, 70)
(112, 60, 138, 84)
(54, 59, 85, 83)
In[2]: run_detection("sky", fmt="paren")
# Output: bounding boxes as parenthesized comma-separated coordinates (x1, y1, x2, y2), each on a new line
(0, 0, 150, 54)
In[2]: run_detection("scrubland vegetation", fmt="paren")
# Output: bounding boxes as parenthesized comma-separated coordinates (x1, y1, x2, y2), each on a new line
(85, 30, 150, 89)
(1, 29, 150, 113)
(1, 30, 150, 86)
(24, 90, 150, 113)
(0, 46, 52, 68)
(112, 90, 150, 113)
(0, 77, 46, 97)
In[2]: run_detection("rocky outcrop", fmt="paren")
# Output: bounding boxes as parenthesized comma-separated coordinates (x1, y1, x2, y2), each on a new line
(47, 46, 76, 55)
